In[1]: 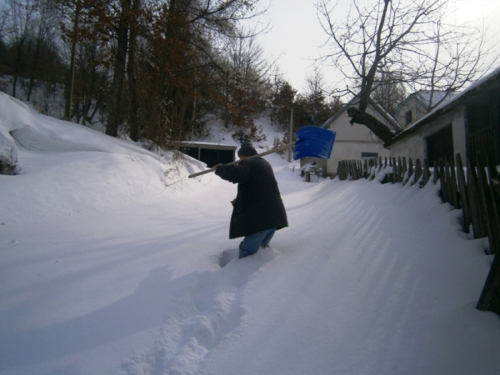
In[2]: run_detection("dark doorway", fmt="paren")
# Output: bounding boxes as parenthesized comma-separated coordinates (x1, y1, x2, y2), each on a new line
(179, 144, 236, 167)
(199, 148, 235, 167)
(467, 91, 500, 165)
(427, 125, 453, 165)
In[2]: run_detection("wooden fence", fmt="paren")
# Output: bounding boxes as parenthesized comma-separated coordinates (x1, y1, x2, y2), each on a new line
(337, 155, 500, 316)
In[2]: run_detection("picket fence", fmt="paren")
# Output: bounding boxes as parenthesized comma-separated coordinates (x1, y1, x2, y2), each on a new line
(336, 155, 500, 316)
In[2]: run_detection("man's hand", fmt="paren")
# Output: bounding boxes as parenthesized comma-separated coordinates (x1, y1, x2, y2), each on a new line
(214, 163, 223, 169)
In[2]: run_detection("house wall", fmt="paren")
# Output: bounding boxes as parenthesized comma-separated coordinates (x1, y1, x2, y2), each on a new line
(323, 107, 391, 176)
(388, 105, 467, 162)
(395, 101, 428, 128)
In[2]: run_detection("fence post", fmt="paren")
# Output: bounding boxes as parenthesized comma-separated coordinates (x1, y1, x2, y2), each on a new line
(423, 160, 430, 187)
(476, 157, 497, 255)
(467, 158, 488, 239)
(443, 158, 454, 206)
(476, 161, 500, 315)
(449, 157, 459, 209)
(402, 157, 408, 183)
(406, 158, 414, 185)
(392, 158, 397, 183)
(438, 159, 449, 203)
(433, 160, 439, 184)
(456, 154, 471, 234)
(414, 159, 422, 185)
(477, 253, 500, 315)
(482, 162, 500, 255)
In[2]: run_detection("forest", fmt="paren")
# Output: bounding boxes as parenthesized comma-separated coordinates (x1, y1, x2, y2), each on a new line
(0, 0, 342, 147)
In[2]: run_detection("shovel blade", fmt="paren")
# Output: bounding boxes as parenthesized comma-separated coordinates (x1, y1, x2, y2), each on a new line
(293, 126, 336, 160)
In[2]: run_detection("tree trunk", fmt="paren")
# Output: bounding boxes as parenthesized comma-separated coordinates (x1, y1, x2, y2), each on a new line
(65, 1, 80, 120)
(27, 33, 43, 102)
(347, 107, 395, 144)
(12, 43, 22, 98)
(106, 0, 131, 137)
(127, 0, 140, 141)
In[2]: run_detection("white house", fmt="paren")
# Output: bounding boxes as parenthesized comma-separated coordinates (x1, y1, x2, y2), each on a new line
(304, 97, 400, 176)
(385, 66, 500, 166)
(394, 90, 455, 128)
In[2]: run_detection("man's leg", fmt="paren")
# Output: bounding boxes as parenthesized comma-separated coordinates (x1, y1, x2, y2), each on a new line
(260, 228, 276, 248)
(239, 228, 277, 258)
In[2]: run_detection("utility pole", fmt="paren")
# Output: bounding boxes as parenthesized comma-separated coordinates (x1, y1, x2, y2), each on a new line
(288, 107, 294, 162)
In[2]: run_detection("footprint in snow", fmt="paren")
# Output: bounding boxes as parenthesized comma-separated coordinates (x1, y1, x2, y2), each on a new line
(217, 248, 239, 268)
(122, 248, 278, 375)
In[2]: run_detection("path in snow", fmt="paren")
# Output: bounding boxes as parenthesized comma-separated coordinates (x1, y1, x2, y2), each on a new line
(121, 248, 278, 375)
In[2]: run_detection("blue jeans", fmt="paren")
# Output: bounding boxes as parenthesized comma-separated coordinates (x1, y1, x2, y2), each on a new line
(239, 228, 277, 259)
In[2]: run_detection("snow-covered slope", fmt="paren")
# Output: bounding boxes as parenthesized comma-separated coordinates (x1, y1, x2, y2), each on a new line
(0, 93, 499, 375)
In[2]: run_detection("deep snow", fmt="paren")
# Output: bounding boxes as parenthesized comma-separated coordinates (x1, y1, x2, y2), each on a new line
(0, 93, 499, 375)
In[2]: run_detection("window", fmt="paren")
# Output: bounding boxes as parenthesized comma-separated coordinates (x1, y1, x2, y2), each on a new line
(405, 110, 413, 125)
(361, 152, 378, 159)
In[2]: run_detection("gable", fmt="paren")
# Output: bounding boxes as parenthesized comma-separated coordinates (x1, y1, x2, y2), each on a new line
(324, 100, 397, 142)
(395, 91, 455, 128)
(329, 108, 381, 141)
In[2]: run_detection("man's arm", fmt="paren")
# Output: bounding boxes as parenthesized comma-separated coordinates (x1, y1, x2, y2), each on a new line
(215, 162, 250, 184)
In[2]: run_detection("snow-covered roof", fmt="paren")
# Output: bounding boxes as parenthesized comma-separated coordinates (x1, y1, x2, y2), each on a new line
(394, 90, 458, 123)
(417, 90, 454, 106)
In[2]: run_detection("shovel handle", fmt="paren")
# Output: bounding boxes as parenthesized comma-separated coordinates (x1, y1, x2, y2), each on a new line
(188, 142, 295, 179)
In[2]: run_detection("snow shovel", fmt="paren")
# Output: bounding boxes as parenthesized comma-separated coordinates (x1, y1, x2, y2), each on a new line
(188, 126, 336, 179)
(293, 125, 336, 160)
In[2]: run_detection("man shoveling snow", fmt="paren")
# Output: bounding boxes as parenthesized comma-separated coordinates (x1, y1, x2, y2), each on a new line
(214, 142, 288, 259)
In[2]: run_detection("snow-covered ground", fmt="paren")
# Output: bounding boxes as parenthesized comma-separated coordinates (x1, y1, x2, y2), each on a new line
(0, 93, 499, 375)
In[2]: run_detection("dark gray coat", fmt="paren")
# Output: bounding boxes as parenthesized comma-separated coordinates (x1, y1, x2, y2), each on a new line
(215, 157, 288, 239)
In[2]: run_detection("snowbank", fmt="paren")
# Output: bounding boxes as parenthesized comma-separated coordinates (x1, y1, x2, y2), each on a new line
(0, 92, 206, 179)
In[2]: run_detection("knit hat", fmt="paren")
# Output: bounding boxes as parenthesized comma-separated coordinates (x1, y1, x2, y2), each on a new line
(238, 142, 257, 156)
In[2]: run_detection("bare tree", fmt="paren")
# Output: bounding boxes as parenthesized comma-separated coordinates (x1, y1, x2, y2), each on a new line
(63, 0, 80, 120)
(55, 0, 109, 121)
(6, 0, 37, 98)
(316, 0, 497, 143)
(26, 0, 59, 101)
(366, 71, 406, 116)
(0, 4, 10, 39)
(106, 0, 131, 137)
(220, 30, 271, 134)
(127, 0, 141, 141)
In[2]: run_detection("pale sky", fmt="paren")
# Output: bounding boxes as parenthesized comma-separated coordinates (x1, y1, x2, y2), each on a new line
(253, 0, 500, 94)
